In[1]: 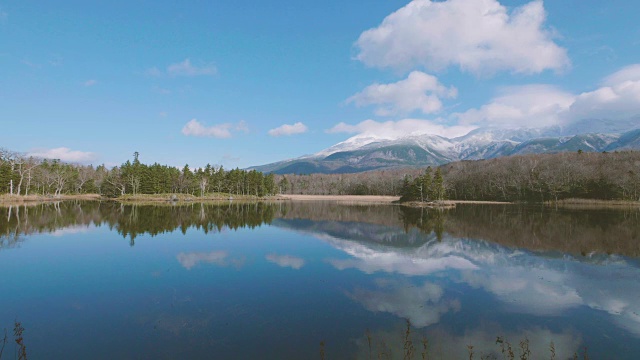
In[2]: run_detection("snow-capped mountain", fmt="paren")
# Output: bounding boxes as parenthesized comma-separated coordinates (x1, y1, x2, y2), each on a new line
(250, 119, 640, 174)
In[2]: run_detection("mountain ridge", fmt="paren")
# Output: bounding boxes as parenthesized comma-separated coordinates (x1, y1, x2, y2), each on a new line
(250, 118, 640, 174)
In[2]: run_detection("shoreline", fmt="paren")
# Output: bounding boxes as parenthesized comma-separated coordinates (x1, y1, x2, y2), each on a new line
(277, 194, 400, 203)
(1, 193, 638, 208)
(0, 194, 103, 205)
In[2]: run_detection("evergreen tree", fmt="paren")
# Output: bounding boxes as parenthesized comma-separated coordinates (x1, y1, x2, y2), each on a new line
(433, 167, 445, 200)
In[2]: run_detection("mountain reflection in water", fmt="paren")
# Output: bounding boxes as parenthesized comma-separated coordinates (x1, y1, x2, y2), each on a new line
(3, 201, 638, 256)
(1, 201, 639, 359)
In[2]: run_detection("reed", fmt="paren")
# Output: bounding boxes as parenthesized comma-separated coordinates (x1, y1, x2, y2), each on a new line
(403, 319, 415, 360)
(0, 329, 6, 359)
(13, 321, 27, 360)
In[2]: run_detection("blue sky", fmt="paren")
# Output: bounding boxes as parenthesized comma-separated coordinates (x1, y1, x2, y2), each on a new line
(1, 0, 639, 168)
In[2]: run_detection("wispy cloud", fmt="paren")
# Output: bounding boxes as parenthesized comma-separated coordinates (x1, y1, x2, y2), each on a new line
(27, 147, 97, 164)
(147, 58, 217, 77)
(268, 122, 308, 137)
(177, 251, 228, 270)
(177, 251, 245, 270)
(83, 79, 97, 87)
(0, 7, 7, 23)
(181, 119, 248, 138)
(167, 58, 217, 77)
(265, 254, 305, 269)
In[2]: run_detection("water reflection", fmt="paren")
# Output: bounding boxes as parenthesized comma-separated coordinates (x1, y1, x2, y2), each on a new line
(176, 251, 245, 270)
(3, 201, 639, 257)
(2, 200, 640, 358)
(347, 278, 460, 328)
(265, 254, 305, 269)
(353, 324, 582, 360)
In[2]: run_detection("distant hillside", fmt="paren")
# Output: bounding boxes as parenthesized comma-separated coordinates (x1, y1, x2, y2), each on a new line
(250, 118, 640, 174)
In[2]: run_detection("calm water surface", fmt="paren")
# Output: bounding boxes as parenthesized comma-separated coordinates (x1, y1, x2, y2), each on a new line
(1, 201, 639, 359)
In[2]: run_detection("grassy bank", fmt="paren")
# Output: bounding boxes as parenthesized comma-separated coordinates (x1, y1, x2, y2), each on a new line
(0, 193, 102, 205)
(115, 192, 287, 203)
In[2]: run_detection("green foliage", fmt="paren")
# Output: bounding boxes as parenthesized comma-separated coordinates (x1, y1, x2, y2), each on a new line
(399, 167, 447, 203)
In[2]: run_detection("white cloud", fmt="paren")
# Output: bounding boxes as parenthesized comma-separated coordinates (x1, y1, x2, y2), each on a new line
(167, 58, 217, 77)
(355, 0, 569, 75)
(325, 235, 477, 277)
(268, 122, 308, 137)
(176, 251, 228, 270)
(348, 279, 459, 328)
(455, 84, 575, 128)
(346, 71, 457, 116)
(456, 64, 640, 128)
(265, 254, 305, 269)
(182, 119, 249, 138)
(327, 118, 476, 139)
(83, 79, 97, 87)
(28, 147, 97, 164)
(51, 225, 95, 237)
(146, 58, 217, 78)
(569, 65, 640, 121)
(235, 120, 249, 133)
(603, 64, 640, 86)
(0, 8, 8, 22)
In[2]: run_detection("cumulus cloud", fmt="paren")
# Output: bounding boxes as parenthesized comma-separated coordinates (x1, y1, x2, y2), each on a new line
(348, 279, 459, 328)
(455, 84, 575, 128)
(603, 64, 640, 86)
(265, 253, 305, 269)
(456, 64, 640, 128)
(182, 119, 248, 138)
(327, 118, 476, 139)
(28, 147, 97, 164)
(147, 58, 217, 77)
(268, 122, 308, 137)
(568, 65, 640, 122)
(346, 71, 457, 116)
(355, 0, 569, 75)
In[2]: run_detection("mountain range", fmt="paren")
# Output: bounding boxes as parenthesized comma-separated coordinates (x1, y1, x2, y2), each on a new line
(251, 118, 640, 174)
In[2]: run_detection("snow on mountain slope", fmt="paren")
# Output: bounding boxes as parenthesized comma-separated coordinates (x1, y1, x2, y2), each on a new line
(249, 121, 640, 174)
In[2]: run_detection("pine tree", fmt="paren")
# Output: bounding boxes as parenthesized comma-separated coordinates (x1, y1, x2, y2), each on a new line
(421, 167, 433, 202)
(433, 167, 445, 200)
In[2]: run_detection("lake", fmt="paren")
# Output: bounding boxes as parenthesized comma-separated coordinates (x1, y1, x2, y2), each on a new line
(1, 201, 640, 359)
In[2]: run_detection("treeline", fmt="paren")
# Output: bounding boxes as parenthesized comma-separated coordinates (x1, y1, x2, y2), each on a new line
(442, 151, 640, 202)
(2, 147, 639, 202)
(276, 151, 640, 202)
(0, 150, 276, 198)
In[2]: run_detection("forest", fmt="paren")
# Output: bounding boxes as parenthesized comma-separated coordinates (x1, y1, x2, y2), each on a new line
(0, 150, 276, 198)
(1, 147, 639, 202)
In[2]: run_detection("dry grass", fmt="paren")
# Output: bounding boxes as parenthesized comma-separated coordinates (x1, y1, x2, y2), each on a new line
(0, 194, 101, 205)
(115, 193, 288, 204)
(279, 194, 400, 203)
(547, 198, 640, 209)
